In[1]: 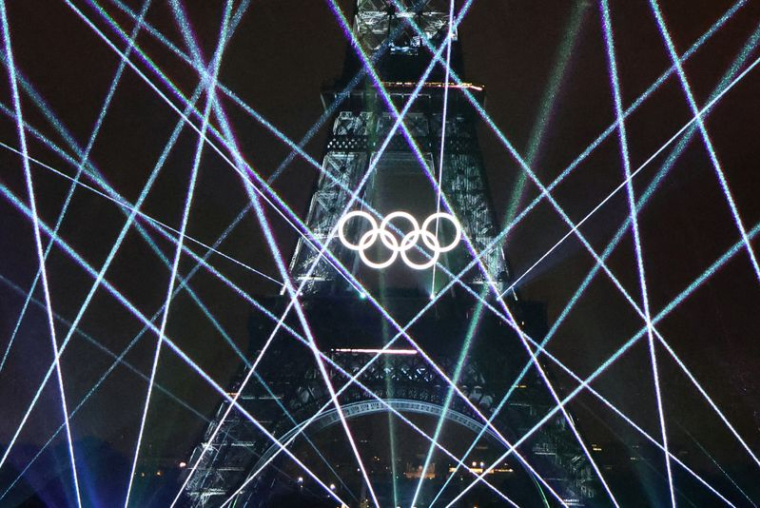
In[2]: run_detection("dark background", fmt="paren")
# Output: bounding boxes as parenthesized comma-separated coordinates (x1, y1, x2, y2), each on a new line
(0, 0, 759, 505)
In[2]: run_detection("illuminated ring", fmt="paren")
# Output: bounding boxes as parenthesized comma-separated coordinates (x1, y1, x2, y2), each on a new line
(336, 210, 462, 270)
(337, 211, 378, 251)
(380, 211, 420, 252)
(401, 229, 440, 270)
(358, 228, 398, 269)
(421, 212, 462, 252)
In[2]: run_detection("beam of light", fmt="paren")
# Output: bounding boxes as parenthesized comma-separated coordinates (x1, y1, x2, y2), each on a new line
(53, 196, 354, 501)
(112, 53, 573, 496)
(0, 182, 350, 508)
(384, 318, 400, 508)
(108, 0, 485, 203)
(388, 406, 399, 507)
(0, 0, 153, 375)
(70, 1, 756, 502)
(123, 4, 232, 506)
(0, 136, 377, 508)
(307, 264, 571, 502)
(83, 0, 370, 294)
(213, 310, 522, 506)
(0, 272, 209, 419)
(384, 0, 742, 292)
(341, 8, 620, 499)
(325, 0, 504, 297)
(283, 43, 760, 504)
(368, 11, 613, 498)
(375, 10, 756, 504)
(157, 2, 550, 501)
(413, 295, 486, 507)
(0, 23, 234, 489)
(13, 0, 284, 290)
(157, 214, 557, 505)
(0, 271, 212, 504)
(11, 2, 756, 504)
(0, 135, 281, 289)
(87, 0, 734, 338)
(429, 4, 591, 501)
(436, 21, 760, 501)
(7, 90, 450, 313)
(98, 3, 752, 480)
(217, 76, 386, 508)
(0, 174, 334, 508)
(683, 427, 758, 507)
(641, 14, 760, 473)
(539, 13, 760, 396)
(3, 129, 747, 506)
(1, 147, 724, 508)
(0, 35, 282, 295)
(428, 18, 588, 508)
(444, 213, 760, 507)
(233, 84, 755, 507)
(491, 45, 760, 303)
(429, 52, 760, 503)
(0, 246, 320, 500)
(105, 0, 383, 185)
(107, 0, 504, 291)
(272, 270, 570, 501)
(0, 136, 274, 407)
(171, 20, 377, 508)
(157, 112, 365, 508)
(165, 5, 381, 505)
(0, 3, 83, 506)
(521, 10, 760, 481)
(0, 0, 282, 392)
(599, 1, 672, 505)
(386, 0, 744, 303)
(0, 186, 344, 504)
(163, 341, 351, 507)
(430, 0, 457, 297)
(94, 0, 335, 201)
(2, 173, 742, 508)
(649, 0, 760, 289)
(503, 0, 588, 227)
(0, 0, 251, 496)
(103, 0, 745, 292)
(0, 0, 279, 363)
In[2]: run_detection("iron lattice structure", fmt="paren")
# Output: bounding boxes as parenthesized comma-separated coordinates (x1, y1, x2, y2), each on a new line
(182, 1, 601, 506)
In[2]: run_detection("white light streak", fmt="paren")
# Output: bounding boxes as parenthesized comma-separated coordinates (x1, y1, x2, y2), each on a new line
(2, 0, 760, 504)
(0, 2, 83, 506)
(600, 1, 667, 504)
(123, 3, 232, 505)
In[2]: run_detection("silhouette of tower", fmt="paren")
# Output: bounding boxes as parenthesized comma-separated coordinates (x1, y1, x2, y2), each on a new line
(181, 1, 601, 506)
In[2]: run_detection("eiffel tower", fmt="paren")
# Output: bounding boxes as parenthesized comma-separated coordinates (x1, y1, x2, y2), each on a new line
(180, 1, 601, 506)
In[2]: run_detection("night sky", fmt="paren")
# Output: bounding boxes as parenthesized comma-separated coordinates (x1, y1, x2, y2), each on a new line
(1, 0, 760, 506)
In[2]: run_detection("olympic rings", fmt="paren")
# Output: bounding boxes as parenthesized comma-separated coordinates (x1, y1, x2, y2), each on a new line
(336, 210, 462, 270)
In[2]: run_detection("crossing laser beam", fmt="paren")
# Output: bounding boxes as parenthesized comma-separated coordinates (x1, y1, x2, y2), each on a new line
(0, 0, 153, 375)
(436, 22, 760, 500)
(0, 2, 83, 505)
(123, 4, 232, 506)
(649, 0, 760, 290)
(600, 1, 672, 504)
